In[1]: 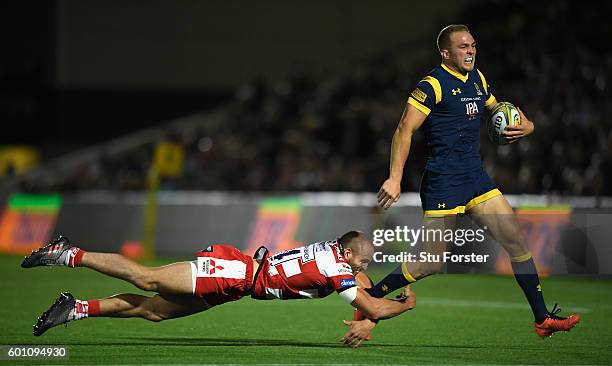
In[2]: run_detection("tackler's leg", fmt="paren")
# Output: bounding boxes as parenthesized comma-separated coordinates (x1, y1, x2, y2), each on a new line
(22, 236, 194, 296)
(33, 292, 211, 336)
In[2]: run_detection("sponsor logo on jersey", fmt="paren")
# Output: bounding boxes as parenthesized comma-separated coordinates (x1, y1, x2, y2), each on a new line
(302, 245, 315, 263)
(340, 279, 356, 287)
(465, 101, 479, 120)
(314, 241, 332, 252)
(200, 258, 225, 275)
(336, 263, 352, 275)
(411, 88, 427, 103)
(452, 88, 462, 95)
(197, 257, 245, 279)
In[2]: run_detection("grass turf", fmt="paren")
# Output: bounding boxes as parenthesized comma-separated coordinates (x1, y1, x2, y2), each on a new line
(1, 254, 611, 365)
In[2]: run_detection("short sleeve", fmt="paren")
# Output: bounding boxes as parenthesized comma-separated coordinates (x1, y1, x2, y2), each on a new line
(332, 269, 357, 294)
(407, 78, 438, 116)
(320, 245, 357, 293)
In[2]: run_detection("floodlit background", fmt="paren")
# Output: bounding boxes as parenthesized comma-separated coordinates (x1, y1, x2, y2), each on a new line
(1, 1, 612, 365)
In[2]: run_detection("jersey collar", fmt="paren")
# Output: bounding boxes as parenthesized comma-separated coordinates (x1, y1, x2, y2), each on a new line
(441, 63, 469, 83)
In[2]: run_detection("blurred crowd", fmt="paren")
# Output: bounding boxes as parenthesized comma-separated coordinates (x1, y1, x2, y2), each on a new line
(21, 1, 612, 195)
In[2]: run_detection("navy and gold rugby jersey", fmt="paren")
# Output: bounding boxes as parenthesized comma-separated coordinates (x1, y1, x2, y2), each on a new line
(408, 64, 497, 174)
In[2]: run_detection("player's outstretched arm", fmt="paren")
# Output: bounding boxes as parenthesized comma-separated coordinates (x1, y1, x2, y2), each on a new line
(351, 285, 416, 320)
(341, 286, 415, 347)
(378, 104, 427, 210)
(502, 107, 535, 143)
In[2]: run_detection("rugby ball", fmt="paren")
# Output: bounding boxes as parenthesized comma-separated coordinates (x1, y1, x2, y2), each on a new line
(486, 102, 521, 145)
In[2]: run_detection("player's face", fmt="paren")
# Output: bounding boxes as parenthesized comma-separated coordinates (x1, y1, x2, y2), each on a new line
(444, 31, 476, 74)
(346, 244, 374, 274)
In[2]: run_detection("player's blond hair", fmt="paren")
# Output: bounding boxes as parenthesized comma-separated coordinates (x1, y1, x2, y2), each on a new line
(437, 24, 470, 53)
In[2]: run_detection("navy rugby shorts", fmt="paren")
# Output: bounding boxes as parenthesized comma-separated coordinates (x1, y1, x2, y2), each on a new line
(420, 167, 501, 217)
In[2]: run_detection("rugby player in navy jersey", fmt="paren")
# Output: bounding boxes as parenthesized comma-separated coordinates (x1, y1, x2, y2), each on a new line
(21, 231, 414, 344)
(344, 25, 579, 344)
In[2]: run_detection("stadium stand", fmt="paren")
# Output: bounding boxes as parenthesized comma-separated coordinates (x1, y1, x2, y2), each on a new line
(5, 0, 611, 196)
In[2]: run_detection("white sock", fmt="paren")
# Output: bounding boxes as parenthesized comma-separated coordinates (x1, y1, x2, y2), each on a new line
(59, 247, 81, 267)
(68, 300, 90, 321)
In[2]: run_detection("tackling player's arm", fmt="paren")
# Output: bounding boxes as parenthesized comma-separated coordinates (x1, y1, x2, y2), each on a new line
(351, 286, 415, 320)
(341, 285, 415, 347)
(337, 281, 415, 321)
(378, 103, 427, 210)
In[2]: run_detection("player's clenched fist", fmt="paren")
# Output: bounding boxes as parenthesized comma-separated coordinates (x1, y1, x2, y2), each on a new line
(377, 179, 401, 210)
(399, 285, 416, 309)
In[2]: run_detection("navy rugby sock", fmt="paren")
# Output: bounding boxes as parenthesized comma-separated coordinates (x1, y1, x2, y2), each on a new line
(367, 263, 416, 298)
(510, 254, 549, 323)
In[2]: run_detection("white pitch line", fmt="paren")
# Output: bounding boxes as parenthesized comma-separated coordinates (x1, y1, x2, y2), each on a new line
(419, 297, 591, 313)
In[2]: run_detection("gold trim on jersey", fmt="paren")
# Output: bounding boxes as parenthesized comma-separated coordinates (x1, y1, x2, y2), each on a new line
(421, 76, 442, 104)
(485, 95, 497, 108)
(465, 188, 502, 211)
(476, 69, 489, 94)
(408, 97, 431, 116)
(476, 69, 498, 108)
(441, 63, 469, 83)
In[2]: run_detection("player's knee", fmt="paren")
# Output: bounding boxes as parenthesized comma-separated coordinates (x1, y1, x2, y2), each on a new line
(133, 271, 159, 292)
(134, 278, 157, 292)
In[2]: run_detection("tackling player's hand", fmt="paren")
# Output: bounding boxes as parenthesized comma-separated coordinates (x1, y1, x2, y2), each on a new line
(341, 319, 377, 348)
(377, 179, 401, 210)
(394, 285, 416, 309)
(502, 107, 535, 144)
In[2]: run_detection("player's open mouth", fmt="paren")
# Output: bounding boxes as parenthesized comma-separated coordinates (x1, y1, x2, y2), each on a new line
(465, 57, 473, 64)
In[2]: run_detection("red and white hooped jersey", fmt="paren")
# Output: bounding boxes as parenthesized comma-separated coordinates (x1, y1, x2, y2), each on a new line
(252, 240, 356, 300)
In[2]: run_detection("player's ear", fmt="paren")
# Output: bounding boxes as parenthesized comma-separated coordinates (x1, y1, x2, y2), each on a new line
(441, 49, 449, 60)
(343, 247, 353, 260)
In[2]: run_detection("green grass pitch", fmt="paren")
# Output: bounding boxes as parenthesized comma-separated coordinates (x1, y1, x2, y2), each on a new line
(1, 254, 612, 365)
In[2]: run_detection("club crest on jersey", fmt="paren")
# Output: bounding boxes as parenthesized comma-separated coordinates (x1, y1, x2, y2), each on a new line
(474, 82, 483, 96)
(452, 88, 462, 95)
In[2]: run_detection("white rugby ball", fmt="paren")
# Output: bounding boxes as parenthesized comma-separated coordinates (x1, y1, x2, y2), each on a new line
(487, 102, 521, 145)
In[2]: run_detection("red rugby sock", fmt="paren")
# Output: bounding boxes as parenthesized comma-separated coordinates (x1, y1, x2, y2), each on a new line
(87, 299, 100, 317)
